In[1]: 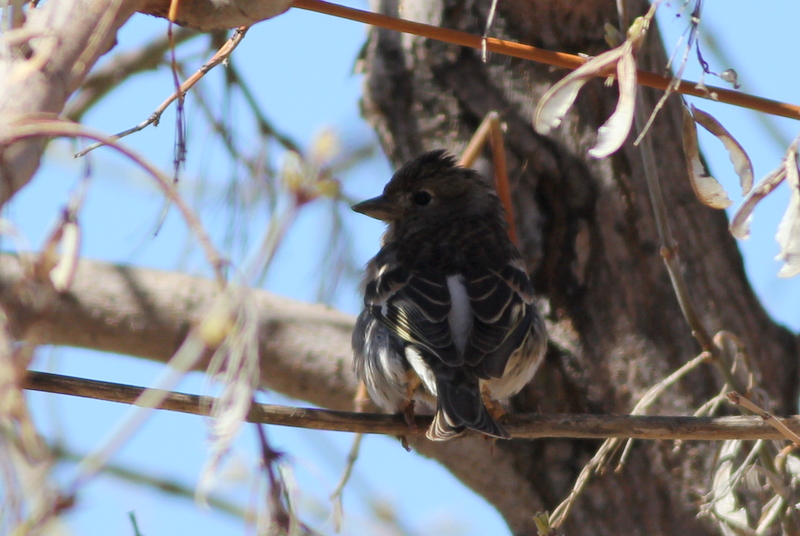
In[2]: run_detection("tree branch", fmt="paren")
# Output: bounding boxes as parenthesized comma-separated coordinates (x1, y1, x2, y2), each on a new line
(0, 252, 551, 530)
(0, 253, 358, 411)
(24, 371, 800, 441)
(65, 26, 200, 122)
(290, 0, 800, 121)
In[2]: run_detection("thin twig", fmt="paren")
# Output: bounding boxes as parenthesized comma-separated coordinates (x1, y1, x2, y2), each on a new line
(728, 392, 800, 446)
(550, 350, 710, 528)
(458, 111, 517, 245)
(51, 443, 248, 520)
(65, 27, 200, 121)
(1, 118, 227, 286)
(329, 432, 363, 532)
(635, 90, 716, 353)
(254, 424, 294, 534)
(330, 382, 370, 531)
(291, 0, 800, 121)
(616, 351, 710, 468)
(74, 26, 249, 158)
(22, 371, 800, 441)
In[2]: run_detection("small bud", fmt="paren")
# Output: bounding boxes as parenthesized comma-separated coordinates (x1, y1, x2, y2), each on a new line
(315, 178, 341, 199)
(281, 151, 306, 193)
(719, 68, 740, 89)
(310, 128, 340, 166)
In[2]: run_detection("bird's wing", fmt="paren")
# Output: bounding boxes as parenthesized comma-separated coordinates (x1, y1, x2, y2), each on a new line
(463, 260, 535, 379)
(364, 262, 462, 366)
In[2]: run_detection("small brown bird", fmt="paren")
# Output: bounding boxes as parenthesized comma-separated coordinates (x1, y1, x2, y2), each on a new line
(351, 150, 547, 440)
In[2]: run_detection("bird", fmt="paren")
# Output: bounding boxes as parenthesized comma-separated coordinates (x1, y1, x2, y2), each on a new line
(351, 150, 547, 441)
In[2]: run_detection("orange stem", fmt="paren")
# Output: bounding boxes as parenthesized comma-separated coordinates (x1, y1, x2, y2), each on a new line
(292, 0, 800, 122)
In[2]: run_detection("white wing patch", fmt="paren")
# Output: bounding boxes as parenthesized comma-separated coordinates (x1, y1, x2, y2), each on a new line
(405, 346, 438, 396)
(446, 274, 473, 356)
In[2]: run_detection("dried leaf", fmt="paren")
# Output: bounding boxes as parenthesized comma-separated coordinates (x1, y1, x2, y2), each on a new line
(196, 293, 260, 507)
(48, 219, 81, 292)
(691, 105, 754, 195)
(681, 103, 732, 209)
(33, 212, 82, 291)
(533, 43, 627, 135)
(730, 165, 786, 240)
(535, 16, 649, 160)
(710, 440, 751, 535)
(775, 137, 800, 278)
(589, 51, 637, 158)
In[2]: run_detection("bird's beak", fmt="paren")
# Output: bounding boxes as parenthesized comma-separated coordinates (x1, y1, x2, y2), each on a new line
(351, 195, 401, 221)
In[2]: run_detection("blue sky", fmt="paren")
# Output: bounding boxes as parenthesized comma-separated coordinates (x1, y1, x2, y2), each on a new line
(6, 1, 800, 535)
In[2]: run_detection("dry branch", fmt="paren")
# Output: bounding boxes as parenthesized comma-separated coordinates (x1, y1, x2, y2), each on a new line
(0, 253, 547, 532)
(75, 27, 249, 157)
(24, 371, 800, 441)
(65, 26, 200, 121)
(292, 0, 800, 121)
(130, 0, 800, 121)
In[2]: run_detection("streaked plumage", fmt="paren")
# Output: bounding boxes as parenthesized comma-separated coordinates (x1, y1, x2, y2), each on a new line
(352, 150, 547, 440)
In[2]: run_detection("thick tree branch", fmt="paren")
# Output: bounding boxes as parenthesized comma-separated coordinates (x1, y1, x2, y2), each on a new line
(138, 0, 292, 31)
(360, 1, 800, 533)
(0, 253, 358, 411)
(0, 252, 557, 530)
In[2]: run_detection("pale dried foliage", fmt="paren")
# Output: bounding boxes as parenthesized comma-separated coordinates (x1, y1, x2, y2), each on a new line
(682, 102, 733, 209)
(196, 291, 261, 506)
(533, 9, 655, 159)
(729, 136, 800, 278)
(690, 104, 754, 195)
(535, 0, 800, 280)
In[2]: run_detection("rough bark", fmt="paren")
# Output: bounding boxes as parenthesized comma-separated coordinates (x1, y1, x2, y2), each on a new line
(360, 0, 798, 534)
(138, 0, 292, 31)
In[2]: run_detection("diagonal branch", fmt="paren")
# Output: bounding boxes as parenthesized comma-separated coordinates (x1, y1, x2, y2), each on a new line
(65, 26, 201, 121)
(291, 0, 800, 121)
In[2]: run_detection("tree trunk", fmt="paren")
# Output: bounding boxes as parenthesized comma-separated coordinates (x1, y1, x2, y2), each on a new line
(361, 0, 798, 534)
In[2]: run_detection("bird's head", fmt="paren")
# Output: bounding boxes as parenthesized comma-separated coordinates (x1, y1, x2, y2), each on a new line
(352, 150, 500, 223)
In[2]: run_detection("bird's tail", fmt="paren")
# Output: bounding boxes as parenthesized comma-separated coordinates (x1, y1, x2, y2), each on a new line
(427, 376, 510, 441)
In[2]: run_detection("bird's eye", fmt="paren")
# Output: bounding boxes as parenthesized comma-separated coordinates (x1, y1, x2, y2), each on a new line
(411, 190, 432, 206)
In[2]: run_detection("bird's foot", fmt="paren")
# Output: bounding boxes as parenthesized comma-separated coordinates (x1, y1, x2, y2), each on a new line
(401, 399, 417, 428)
(481, 385, 506, 420)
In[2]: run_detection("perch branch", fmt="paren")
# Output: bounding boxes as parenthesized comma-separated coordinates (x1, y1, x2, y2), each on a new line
(23, 371, 800, 441)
